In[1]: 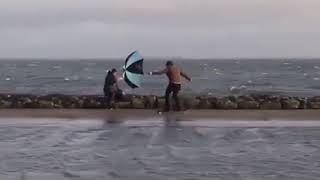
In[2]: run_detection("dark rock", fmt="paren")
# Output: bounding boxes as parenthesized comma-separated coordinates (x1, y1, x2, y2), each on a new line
(53, 103, 64, 109)
(156, 98, 166, 109)
(252, 94, 281, 103)
(15, 101, 25, 108)
(114, 102, 132, 109)
(0, 93, 316, 109)
(198, 99, 212, 109)
(238, 101, 260, 109)
(260, 101, 282, 109)
(75, 99, 84, 108)
(238, 96, 259, 109)
(16, 96, 37, 108)
(251, 94, 268, 101)
(238, 95, 255, 101)
(59, 95, 83, 108)
(310, 96, 320, 102)
(21, 97, 33, 105)
(121, 94, 133, 102)
(24, 101, 41, 108)
(306, 97, 320, 109)
(143, 96, 157, 109)
(38, 100, 55, 108)
(0, 100, 12, 108)
(308, 102, 320, 109)
(207, 97, 218, 108)
(0, 94, 13, 101)
(281, 98, 300, 109)
(182, 96, 200, 109)
(280, 96, 291, 101)
(268, 96, 281, 101)
(307, 97, 320, 109)
(216, 98, 238, 109)
(82, 99, 104, 109)
(228, 96, 238, 102)
(158, 98, 166, 109)
(297, 98, 307, 109)
(197, 96, 217, 109)
(131, 97, 145, 109)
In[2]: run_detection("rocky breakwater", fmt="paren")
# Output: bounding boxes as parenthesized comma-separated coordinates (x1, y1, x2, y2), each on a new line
(0, 93, 318, 110)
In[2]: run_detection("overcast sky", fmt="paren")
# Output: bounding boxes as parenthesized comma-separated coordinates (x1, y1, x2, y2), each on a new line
(0, 0, 319, 59)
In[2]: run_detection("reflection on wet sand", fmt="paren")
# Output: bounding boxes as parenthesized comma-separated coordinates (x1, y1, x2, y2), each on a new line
(0, 117, 320, 179)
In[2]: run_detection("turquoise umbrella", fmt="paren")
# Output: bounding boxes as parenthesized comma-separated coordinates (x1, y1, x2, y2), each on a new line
(123, 51, 144, 88)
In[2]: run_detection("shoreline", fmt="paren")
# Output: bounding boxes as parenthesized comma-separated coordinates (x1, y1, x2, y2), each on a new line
(1, 109, 320, 121)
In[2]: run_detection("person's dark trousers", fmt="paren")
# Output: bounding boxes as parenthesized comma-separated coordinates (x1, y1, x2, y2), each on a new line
(105, 91, 115, 108)
(165, 83, 181, 111)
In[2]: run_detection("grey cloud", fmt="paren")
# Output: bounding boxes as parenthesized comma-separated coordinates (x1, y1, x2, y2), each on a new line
(0, 0, 320, 58)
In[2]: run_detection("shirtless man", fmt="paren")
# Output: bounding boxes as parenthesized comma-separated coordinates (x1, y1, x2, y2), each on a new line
(149, 61, 191, 112)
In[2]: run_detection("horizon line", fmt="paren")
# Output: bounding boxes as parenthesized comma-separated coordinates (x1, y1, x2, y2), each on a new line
(0, 57, 320, 61)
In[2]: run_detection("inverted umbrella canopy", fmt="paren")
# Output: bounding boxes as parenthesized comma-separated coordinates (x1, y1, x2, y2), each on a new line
(123, 51, 144, 88)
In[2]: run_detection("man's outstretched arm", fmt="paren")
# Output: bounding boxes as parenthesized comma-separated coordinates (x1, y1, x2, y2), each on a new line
(181, 71, 191, 81)
(149, 69, 167, 75)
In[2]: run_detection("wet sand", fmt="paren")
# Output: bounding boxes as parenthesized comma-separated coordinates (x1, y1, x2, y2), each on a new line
(1, 109, 320, 128)
(0, 118, 320, 180)
(0, 109, 320, 121)
(1, 110, 320, 179)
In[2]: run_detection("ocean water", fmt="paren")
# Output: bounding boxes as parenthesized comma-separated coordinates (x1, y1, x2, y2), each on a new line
(0, 119, 319, 180)
(1, 59, 320, 96)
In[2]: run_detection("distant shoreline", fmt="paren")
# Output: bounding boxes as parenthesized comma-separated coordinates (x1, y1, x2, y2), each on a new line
(0, 58, 320, 61)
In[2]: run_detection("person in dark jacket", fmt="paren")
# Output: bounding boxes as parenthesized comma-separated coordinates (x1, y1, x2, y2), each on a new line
(104, 68, 119, 108)
(149, 61, 191, 112)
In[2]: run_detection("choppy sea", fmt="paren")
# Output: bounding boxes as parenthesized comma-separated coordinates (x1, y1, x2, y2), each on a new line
(1, 59, 320, 96)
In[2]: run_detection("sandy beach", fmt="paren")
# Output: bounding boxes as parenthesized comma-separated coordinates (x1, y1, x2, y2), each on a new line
(1, 109, 320, 120)
(0, 109, 320, 128)
(1, 109, 320, 179)
(1, 110, 320, 179)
